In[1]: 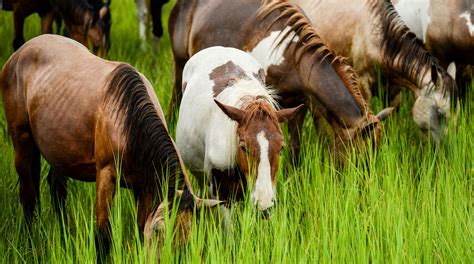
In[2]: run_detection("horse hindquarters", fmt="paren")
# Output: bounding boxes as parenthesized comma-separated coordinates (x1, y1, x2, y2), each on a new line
(2, 67, 41, 225)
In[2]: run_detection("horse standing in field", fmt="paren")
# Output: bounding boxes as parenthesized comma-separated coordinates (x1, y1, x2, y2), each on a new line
(393, 0, 474, 96)
(1, 0, 111, 55)
(0, 34, 219, 259)
(177, 46, 302, 213)
(135, 0, 169, 42)
(169, 0, 393, 163)
(292, 0, 458, 144)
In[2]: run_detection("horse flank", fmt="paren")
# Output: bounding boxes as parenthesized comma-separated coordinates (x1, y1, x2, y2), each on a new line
(105, 64, 193, 208)
(257, 0, 370, 114)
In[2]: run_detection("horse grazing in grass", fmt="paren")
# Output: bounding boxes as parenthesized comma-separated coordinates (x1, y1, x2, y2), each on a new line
(1, 0, 111, 55)
(0, 34, 219, 259)
(292, 0, 458, 144)
(176, 46, 303, 213)
(393, 0, 473, 96)
(135, 0, 169, 42)
(169, 0, 393, 163)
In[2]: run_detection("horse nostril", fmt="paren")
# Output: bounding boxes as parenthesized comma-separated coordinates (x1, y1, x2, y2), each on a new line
(260, 208, 272, 219)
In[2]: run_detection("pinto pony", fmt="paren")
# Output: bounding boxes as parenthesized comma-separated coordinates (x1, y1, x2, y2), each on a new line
(293, 0, 458, 144)
(176, 47, 302, 213)
(169, 0, 393, 163)
(1, 0, 111, 55)
(0, 35, 218, 258)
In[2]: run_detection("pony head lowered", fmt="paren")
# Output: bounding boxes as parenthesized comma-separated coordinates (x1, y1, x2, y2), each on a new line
(215, 91, 302, 213)
(66, 0, 112, 56)
(371, 0, 458, 144)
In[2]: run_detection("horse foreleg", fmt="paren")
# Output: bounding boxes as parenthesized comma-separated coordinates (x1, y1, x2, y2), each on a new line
(167, 58, 186, 123)
(95, 165, 116, 261)
(12, 6, 27, 50)
(135, 0, 148, 41)
(13, 130, 41, 226)
(39, 10, 56, 34)
(288, 105, 307, 166)
(150, 0, 167, 38)
(47, 167, 68, 220)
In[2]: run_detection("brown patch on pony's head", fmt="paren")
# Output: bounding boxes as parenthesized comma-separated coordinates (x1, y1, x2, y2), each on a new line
(214, 98, 302, 211)
(209, 61, 251, 97)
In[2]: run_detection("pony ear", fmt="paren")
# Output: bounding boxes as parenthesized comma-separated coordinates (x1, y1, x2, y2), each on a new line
(99, 6, 109, 19)
(447, 62, 456, 80)
(277, 104, 305, 122)
(195, 197, 223, 209)
(375, 107, 395, 121)
(431, 63, 438, 84)
(214, 99, 245, 123)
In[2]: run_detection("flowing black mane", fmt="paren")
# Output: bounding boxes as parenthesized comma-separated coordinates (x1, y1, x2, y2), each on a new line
(105, 64, 193, 208)
(368, 0, 442, 88)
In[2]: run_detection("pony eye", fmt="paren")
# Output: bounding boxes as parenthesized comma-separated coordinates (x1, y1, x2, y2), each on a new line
(239, 142, 247, 152)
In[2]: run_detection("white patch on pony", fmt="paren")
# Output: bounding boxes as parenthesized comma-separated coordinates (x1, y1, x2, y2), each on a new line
(460, 11, 474, 36)
(248, 27, 299, 74)
(394, 0, 432, 42)
(251, 131, 275, 211)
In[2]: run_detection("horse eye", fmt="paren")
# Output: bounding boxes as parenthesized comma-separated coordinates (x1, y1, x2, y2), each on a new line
(239, 142, 247, 152)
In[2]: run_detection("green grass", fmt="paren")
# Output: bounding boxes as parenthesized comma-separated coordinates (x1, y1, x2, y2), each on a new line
(0, 0, 472, 263)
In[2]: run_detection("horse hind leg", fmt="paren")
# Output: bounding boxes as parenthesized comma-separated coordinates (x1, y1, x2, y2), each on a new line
(47, 167, 68, 220)
(13, 128, 41, 226)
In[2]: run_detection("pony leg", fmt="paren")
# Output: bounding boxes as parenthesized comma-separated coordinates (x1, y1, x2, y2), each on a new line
(135, 191, 153, 236)
(167, 58, 186, 122)
(39, 10, 56, 34)
(135, 0, 148, 41)
(47, 167, 68, 220)
(13, 130, 41, 225)
(150, 0, 167, 38)
(12, 6, 27, 50)
(288, 105, 308, 166)
(95, 165, 116, 261)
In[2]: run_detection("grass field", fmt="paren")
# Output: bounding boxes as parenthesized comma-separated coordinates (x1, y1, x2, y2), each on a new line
(0, 0, 472, 263)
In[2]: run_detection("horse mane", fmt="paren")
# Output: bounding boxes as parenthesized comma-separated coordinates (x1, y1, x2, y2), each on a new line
(367, 0, 450, 93)
(257, 0, 370, 114)
(241, 95, 279, 128)
(105, 64, 194, 210)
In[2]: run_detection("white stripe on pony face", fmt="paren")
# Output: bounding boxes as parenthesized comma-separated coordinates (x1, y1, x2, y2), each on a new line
(251, 131, 275, 211)
(460, 11, 474, 36)
(248, 26, 299, 74)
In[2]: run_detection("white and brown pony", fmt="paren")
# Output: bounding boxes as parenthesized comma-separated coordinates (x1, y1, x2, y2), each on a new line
(169, 0, 393, 163)
(0, 34, 218, 259)
(293, 0, 458, 144)
(176, 46, 302, 213)
(393, 0, 473, 96)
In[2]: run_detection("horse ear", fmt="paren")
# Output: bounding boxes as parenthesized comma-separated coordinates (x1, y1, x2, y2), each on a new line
(214, 99, 245, 123)
(431, 63, 438, 84)
(195, 197, 223, 209)
(277, 104, 305, 122)
(99, 6, 109, 19)
(375, 107, 395, 121)
(447, 62, 456, 80)
(144, 201, 167, 241)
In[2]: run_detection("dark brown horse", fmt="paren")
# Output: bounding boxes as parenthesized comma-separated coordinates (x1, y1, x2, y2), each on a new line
(168, 0, 393, 162)
(1, 0, 111, 55)
(0, 34, 219, 258)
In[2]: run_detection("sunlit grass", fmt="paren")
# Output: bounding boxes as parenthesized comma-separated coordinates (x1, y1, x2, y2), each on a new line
(0, 0, 472, 262)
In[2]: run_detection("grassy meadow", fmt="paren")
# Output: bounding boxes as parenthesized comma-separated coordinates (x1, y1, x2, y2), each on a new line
(0, 0, 472, 262)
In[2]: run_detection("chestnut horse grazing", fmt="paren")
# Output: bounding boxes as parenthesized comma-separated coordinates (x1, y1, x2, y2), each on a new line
(293, 0, 457, 144)
(0, 35, 218, 258)
(169, 0, 393, 163)
(176, 47, 302, 213)
(1, 0, 111, 55)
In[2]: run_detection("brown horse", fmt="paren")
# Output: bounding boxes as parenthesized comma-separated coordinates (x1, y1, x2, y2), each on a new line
(168, 0, 393, 163)
(2, 0, 111, 55)
(0, 34, 219, 258)
(293, 0, 458, 144)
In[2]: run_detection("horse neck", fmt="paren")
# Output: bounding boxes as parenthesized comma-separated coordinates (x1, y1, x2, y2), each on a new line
(296, 49, 369, 130)
(370, 0, 434, 90)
